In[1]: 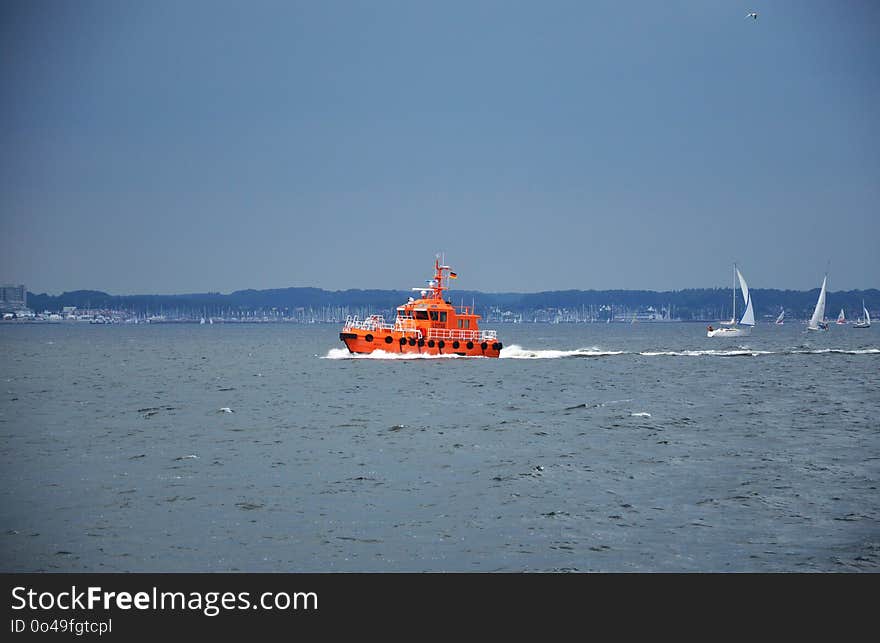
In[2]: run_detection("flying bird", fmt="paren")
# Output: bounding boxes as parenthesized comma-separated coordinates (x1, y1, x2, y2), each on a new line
(746, 12, 758, 20)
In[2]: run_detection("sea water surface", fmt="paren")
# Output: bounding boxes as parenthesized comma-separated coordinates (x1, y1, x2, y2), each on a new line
(1, 322, 878, 572)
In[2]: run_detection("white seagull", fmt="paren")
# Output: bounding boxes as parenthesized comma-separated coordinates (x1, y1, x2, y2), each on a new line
(746, 12, 758, 20)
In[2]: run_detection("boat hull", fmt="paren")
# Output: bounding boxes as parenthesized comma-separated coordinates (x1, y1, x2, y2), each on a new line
(340, 330, 502, 357)
(707, 327, 750, 338)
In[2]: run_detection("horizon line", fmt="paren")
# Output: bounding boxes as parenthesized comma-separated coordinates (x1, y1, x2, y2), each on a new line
(24, 284, 880, 298)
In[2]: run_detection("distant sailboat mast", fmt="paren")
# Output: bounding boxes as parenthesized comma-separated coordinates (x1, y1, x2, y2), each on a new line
(720, 264, 738, 325)
(730, 261, 736, 324)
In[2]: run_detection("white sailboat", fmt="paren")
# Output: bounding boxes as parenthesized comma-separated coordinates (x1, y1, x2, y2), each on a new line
(853, 301, 871, 329)
(807, 274, 829, 331)
(775, 309, 785, 325)
(707, 264, 755, 337)
(836, 309, 846, 324)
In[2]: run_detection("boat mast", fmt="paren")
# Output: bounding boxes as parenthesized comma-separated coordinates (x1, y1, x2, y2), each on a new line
(732, 263, 736, 323)
(432, 258, 445, 301)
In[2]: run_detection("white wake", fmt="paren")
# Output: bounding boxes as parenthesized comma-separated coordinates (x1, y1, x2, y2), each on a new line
(499, 344, 625, 359)
(790, 348, 880, 355)
(638, 349, 774, 357)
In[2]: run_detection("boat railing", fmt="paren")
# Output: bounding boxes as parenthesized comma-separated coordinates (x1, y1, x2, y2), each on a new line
(343, 314, 390, 332)
(426, 328, 497, 342)
(343, 315, 423, 338)
(393, 316, 423, 338)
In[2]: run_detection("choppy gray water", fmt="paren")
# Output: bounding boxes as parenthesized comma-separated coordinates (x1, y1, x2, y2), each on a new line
(1, 323, 878, 572)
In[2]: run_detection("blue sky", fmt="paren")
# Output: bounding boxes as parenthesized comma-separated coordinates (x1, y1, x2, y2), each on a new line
(2, 1, 877, 294)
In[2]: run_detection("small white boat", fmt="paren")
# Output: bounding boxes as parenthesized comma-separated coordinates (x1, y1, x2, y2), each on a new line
(807, 274, 829, 331)
(853, 301, 871, 329)
(836, 309, 846, 324)
(775, 309, 784, 325)
(708, 264, 754, 337)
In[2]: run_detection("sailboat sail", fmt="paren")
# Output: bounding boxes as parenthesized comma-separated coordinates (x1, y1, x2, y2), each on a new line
(808, 275, 827, 330)
(736, 268, 755, 326)
(775, 309, 784, 324)
(866, 304, 871, 326)
(836, 309, 846, 324)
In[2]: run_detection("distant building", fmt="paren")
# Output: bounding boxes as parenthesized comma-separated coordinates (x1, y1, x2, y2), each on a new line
(0, 284, 27, 313)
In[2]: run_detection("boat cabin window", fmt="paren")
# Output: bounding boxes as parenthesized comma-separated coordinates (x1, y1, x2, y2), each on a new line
(458, 319, 470, 329)
(429, 311, 438, 321)
(414, 311, 429, 320)
(439, 312, 447, 322)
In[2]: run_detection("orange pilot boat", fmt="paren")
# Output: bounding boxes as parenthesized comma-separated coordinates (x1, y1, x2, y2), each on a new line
(339, 259, 504, 357)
